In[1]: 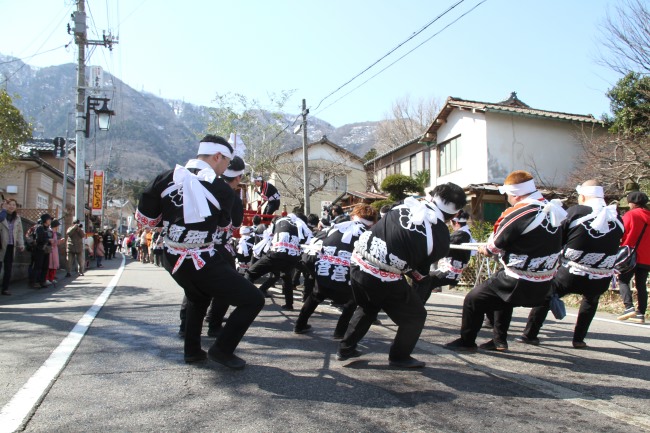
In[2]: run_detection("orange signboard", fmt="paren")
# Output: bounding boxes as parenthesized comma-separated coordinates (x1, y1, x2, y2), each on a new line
(91, 170, 104, 216)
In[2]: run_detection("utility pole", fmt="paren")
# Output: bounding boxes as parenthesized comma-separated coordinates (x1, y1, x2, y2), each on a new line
(72, 0, 117, 226)
(301, 99, 310, 215)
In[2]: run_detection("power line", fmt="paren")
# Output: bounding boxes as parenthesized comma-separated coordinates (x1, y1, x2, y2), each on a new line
(314, 0, 488, 117)
(0, 45, 71, 66)
(312, 0, 465, 113)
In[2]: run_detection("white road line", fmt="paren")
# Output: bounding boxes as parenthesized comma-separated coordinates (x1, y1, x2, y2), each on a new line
(0, 255, 126, 433)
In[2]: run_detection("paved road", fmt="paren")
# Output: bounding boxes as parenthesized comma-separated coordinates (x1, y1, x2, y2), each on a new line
(1, 254, 649, 432)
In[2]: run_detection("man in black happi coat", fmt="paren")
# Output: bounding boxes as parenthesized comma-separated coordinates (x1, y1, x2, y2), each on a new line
(337, 183, 467, 368)
(136, 135, 264, 370)
(518, 179, 623, 348)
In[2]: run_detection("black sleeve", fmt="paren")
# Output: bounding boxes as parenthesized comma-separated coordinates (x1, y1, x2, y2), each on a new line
(136, 171, 170, 226)
(231, 197, 244, 228)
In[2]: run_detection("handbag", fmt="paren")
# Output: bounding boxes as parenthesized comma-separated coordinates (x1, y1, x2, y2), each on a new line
(550, 293, 566, 320)
(615, 223, 647, 274)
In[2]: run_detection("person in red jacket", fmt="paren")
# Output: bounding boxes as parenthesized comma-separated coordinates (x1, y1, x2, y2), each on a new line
(617, 191, 650, 324)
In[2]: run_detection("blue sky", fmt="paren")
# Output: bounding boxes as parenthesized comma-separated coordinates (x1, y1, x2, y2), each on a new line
(0, 0, 623, 127)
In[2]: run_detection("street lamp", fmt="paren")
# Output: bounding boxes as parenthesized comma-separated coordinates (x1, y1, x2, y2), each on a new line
(85, 97, 115, 137)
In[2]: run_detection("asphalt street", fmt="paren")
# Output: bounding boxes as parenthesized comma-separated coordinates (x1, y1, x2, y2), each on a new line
(1, 253, 649, 433)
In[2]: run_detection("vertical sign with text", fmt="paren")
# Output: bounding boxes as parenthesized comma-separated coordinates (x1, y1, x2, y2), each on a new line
(91, 170, 104, 216)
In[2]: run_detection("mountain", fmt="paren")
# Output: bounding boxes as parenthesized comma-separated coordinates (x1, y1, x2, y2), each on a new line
(0, 54, 379, 181)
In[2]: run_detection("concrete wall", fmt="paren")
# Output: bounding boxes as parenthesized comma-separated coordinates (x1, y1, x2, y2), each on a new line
(429, 109, 588, 189)
(255, 143, 367, 214)
(485, 113, 583, 186)
(432, 109, 488, 187)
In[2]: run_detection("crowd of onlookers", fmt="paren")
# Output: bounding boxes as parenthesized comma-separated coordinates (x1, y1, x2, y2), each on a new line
(121, 227, 164, 266)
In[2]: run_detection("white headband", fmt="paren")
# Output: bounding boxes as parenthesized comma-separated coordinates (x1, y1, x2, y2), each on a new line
(197, 141, 233, 159)
(223, 168, 245, 178)
(254, 176, 263, 181)
(432, 196, 460, 215)
(453, 217, 468, 223)
(498, 179, 536, 196)
(352, 215, 375, 227)
(576, 184, 604, 198)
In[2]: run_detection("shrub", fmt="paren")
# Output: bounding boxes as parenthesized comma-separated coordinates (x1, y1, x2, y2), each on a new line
(380, 174, 421, 201)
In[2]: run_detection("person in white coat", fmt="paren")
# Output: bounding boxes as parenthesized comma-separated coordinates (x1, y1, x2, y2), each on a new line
(0, 199, 25, 295)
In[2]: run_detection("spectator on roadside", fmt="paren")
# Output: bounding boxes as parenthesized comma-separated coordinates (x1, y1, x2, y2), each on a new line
(66, 219, 85, 277)
(152, 227, 164, 266)
(95, 235, 105, 268)
(103, 227, 115, 260)
(0, 198, 25, 295)
(617, 191, 650, 324)
(84, 233, 94, 270)
(46, 219, 65, 285)
(32, 213, 53, 289)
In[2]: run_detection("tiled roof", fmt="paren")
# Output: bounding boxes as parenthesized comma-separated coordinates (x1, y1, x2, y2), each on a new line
(19, 138, 77, 153)
(363, 134, 425, 166)
(345, 190, 388, 200)
(422, 95, 603, 142)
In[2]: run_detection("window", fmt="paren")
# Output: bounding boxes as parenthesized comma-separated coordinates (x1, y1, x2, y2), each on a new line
(438, 136, 461, 176)
(333, 174, 347, 191)
(423, 149, 430, 172)
(323, 173, 347, 191)
(36, 194, 49, 209)
(410, 155, 417, 176)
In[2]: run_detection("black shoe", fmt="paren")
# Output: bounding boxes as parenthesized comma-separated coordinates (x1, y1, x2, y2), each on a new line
(281, 304, 294, 311)
(207, 327, 222, 338)
(294, 324, 312, 334)
(479, 339, 508, 351)
(389, 356, 426, 368)
(65, 273, 72, 278)
(184, 349, 208, 364)
(515, 335, 540, 346)
(336, 348, 362, 361)
(1, 290, 11, 296)
(444, 338, 478, 353)
(207, 348, 246, 370)
(572, 340, 588, 349)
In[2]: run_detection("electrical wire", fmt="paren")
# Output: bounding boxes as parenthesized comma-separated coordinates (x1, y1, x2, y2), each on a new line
(313, 0, 488, 117)
(0, 45, 70, 66)
(311, 0, 465, 113)
(0, 5, 74, 86)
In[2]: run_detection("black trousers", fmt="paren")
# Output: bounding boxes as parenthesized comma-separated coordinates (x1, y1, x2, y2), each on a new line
(523, 268, 612, 342)
(415, 273, 457, 303)
(205, 246, 237, 332)
(618, 264, 649, 315)
(246, 254, 298, 307)
(296, 282, 356, 337)
(1, 244, 14, 291)
(459, 270, 551, 345)
(340, 266, 426, 361)
(263, 200, 280, 215)
(31, 249, 49, 285)
(294, 259, 316, 300)
(164, 249, 265, 356)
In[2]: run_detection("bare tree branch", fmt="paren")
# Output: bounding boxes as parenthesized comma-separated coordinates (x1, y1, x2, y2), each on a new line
(597, 0, 650, 74)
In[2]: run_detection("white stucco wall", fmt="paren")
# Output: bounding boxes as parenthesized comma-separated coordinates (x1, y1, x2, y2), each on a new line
(432, 109, 488, 188)
(263, 142, 366, 214)
(485, 113, 584, 186)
